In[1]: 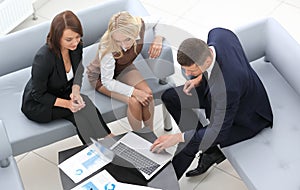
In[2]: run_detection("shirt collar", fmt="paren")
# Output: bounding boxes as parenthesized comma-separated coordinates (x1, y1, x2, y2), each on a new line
(205, 46, 216, 79)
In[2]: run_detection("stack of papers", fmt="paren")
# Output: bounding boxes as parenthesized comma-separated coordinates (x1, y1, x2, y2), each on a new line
(58, 143, 113, 183)
(59, 139, 161, 189)
(71, 170, 161, 190)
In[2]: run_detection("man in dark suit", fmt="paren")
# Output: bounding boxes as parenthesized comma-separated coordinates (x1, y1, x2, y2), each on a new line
(150, 27, 273, 179)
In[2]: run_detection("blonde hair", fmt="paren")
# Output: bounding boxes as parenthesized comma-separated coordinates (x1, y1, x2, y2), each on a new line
(99, 11, 141, 60)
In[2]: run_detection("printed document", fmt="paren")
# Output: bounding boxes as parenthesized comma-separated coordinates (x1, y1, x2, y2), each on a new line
(71, 170, 161, 190)
(59, 143, 113, 183)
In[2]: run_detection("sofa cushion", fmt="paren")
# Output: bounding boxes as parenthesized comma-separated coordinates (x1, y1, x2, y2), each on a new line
(0, 22, 50, 77)
(0, 67, 76, 156)
(223, 58, 300, 190)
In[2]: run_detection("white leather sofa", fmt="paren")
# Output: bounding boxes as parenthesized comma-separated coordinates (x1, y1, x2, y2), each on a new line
(223, 18, 300, 190)
(0, 0, 174, 157)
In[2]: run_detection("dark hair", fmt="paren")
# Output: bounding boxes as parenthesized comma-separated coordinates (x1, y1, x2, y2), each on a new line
(47, 10, 83, 56)
(177, 38, 211, 66)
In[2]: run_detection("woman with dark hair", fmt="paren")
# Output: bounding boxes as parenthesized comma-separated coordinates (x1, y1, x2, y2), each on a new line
(21, 10, 112, 144)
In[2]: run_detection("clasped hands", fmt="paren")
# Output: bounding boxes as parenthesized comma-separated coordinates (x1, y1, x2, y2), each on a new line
(132, 89, 153, 107)
(69, 92, 85, 113)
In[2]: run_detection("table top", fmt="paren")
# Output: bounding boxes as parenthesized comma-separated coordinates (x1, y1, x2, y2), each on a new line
(59, 128, 180, 190)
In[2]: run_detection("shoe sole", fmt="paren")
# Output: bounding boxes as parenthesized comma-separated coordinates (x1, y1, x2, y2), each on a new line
(164, 127, 173, 131)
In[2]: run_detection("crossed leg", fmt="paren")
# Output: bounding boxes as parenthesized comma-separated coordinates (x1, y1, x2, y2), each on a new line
(98, 67, 154, 131)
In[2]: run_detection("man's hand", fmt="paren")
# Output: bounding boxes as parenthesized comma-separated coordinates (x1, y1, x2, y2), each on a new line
(183, 80, 195, 96)
(150, 133, 184, 153)
(183, 74, 204, 96)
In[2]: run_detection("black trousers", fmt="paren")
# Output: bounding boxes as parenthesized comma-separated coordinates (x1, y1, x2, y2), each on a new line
(52, 94, 111, 144)
(162, 86, 271, 179)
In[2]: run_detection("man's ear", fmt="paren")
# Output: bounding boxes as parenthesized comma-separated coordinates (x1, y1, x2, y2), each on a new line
(203, 56, 212, 69)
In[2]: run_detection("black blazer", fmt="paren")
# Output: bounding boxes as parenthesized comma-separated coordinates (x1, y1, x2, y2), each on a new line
(21, 44, 83, 122)
(184, 28, 273, 147)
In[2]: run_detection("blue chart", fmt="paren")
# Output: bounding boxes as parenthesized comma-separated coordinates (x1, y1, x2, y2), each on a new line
(82, 150, 100, 169)
(82, 181, 98, 190)
(71, 170, 119, 190)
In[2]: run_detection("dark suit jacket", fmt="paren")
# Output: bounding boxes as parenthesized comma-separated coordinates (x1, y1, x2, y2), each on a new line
(184, 28, 273, 148)
(21, 44, 83, 123)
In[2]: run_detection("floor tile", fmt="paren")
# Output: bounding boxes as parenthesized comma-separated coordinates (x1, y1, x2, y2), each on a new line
(10, 0, 107, 34)
(35, 0, 107, 20)
(14, 152, 29, 163)
(172, 17, 210, 41)
(32, 135, 82, 165)
(215, 159, 241, 179)
(17, 152, 63, 190)
(141, 3, 180, 25)
(142, 0, 199, 18)
(181, 0, 282, 31)
(32, 0, 48, 10)
(270, 2, 300, 43)
(108, 117, 133, 135)
(10, 15, 48, 33)
(107, 99, 181, 136)
(179, 156, 212, 190)
(284, 0, 300, 7)
(194, 167, 248, 190)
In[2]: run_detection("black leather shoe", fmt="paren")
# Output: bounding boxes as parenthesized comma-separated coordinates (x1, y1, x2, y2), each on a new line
(185, 147, 226, 177)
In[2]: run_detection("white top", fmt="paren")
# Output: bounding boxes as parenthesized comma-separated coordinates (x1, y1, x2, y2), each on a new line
(66, 66, 74, 81)
(99, 16, 163, 97)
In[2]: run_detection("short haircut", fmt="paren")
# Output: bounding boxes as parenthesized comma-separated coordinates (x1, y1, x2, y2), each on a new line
(177, 38, 211, 66)
(47, 10, 83, 56)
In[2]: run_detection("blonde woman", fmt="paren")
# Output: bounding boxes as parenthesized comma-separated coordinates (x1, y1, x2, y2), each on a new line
(87, 11, 164, 131)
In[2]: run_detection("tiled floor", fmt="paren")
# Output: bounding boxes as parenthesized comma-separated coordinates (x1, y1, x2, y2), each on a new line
(11, 0, 300, 189)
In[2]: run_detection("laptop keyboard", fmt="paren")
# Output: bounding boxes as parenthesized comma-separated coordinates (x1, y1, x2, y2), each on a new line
(112, 142, 160, 175)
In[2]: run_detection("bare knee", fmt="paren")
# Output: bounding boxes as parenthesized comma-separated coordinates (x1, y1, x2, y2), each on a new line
(143, 87, 153, 97)
(128, 97, 141, 108)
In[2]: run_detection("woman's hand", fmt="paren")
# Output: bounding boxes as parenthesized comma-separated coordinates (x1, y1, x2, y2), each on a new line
(148, 36, 163, 59)
(132, 89, 153, 106)
(69, 85, 85, 112)
(69, 93, 85, 113)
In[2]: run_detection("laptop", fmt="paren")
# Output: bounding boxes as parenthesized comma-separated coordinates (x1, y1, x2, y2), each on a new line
(108, 131, 173, 181)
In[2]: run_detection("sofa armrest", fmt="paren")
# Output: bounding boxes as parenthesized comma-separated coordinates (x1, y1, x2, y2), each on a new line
(0, 120, 12, 168)
(0, 120, 24, 189)
(235, 17, 300, 96)
(143, 40, 175, 82)
(233, 18, 268, 63)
